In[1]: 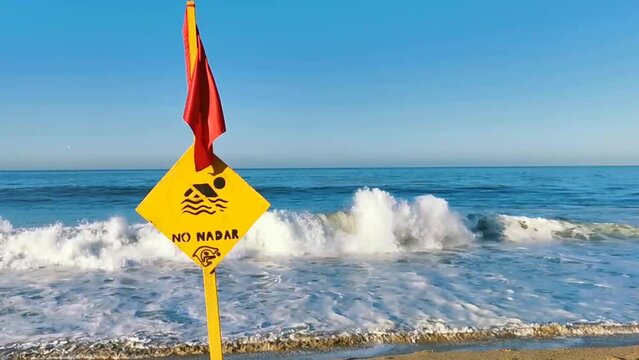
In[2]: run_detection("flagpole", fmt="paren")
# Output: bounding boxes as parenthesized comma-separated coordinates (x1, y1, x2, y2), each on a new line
(186, 0, 198, 78)
(186, 2, 223, 358)
(203, 270, 224, 359)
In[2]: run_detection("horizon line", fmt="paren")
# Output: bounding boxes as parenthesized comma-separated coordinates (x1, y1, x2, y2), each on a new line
(1, 164, 638, 172)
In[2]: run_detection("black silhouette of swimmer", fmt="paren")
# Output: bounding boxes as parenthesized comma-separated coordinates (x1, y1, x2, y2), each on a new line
(184, 176, 226, 198)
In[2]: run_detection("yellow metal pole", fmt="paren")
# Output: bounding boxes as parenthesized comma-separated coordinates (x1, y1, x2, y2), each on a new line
(203, 270, 224, 359)
(187, 3, 223, 358)
(186, 0, 198, 78)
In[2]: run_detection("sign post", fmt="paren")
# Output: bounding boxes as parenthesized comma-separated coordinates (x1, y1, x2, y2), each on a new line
(137, 148, 269, 359)
(136, 2, 269, 359)
(204, 270, 223, 358)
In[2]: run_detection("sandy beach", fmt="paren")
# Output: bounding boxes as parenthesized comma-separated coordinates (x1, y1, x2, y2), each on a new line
(366, 345, 639, 360)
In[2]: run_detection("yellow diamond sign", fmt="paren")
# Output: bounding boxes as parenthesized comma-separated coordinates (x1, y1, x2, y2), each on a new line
(136, 145, 269, 272)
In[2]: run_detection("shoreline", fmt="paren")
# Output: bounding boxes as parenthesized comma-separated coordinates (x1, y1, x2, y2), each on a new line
(6, 334, 639, 360)
(364, 345, 639, 360)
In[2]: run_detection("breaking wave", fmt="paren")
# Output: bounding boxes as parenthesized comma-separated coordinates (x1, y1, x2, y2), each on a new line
(0, 188, 638, 271)
(3, 322, 639, 359)
(474, 215, 639, 243)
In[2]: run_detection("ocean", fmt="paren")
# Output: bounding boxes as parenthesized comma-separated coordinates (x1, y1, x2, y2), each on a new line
(1, 167, 638, 358)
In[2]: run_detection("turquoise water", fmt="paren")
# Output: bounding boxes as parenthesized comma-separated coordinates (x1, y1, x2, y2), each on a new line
(2, 167, 637, 227)
(0, 167, 638, 357)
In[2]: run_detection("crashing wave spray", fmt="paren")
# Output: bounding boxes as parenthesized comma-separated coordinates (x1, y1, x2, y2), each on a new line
(470, 214, 639, 242)
(0, 217, 185, 271)
(0, 189, 471, 270)
(234, 188, 474, 258)
(1, 188, 638, 271)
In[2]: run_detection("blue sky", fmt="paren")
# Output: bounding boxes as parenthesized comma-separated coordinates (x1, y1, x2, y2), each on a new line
(1, 0, 638, 169)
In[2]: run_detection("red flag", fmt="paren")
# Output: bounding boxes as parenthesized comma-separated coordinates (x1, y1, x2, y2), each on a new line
(183, 8, 226, 171)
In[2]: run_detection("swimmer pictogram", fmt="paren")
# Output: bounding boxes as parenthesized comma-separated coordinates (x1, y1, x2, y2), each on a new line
(181, 175, 228, 215)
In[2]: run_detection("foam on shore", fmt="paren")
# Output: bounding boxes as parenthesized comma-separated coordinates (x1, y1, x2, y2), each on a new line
(4, 322, 639, 359)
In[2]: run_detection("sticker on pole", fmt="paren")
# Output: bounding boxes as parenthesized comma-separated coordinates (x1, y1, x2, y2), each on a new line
(136, 145, 269, 272)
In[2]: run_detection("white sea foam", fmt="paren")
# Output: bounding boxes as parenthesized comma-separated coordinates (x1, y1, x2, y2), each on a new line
(481, 215, 639, 242)
(233, 188, 473, 258)
(4, 322, 639, 359)
(0, 189, 638, 271)
(0, 217, 184, 271)
(0, 217, 12, 233)
(0, 189, 472, 270)
(1, 203, 638, 355)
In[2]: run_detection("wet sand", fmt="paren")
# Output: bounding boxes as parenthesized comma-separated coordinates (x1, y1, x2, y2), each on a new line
(9, 336, 639, 359)
(366, 345, 639, 360)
